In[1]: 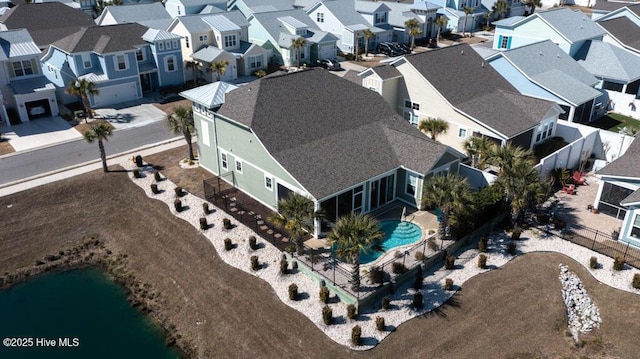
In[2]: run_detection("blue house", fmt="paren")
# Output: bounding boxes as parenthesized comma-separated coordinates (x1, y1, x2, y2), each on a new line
(41, 23, 184, 108)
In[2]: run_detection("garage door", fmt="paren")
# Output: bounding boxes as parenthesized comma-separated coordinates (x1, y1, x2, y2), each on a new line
(25, 99, 51, 120)
(319, 45, 337, 60)
(93, 82, 138, 108)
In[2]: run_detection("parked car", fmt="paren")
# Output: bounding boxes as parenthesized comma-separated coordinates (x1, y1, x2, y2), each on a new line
(377, 42, 403, 57)
(396, 42, 412, 54)
(416, 37, 438, 48)
(316, 58, 342, 71)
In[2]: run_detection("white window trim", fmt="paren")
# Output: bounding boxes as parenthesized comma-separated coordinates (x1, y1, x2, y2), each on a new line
(458, 127, 467, 138)
(201, 119, 210, 147)
(264, 174, 273, 191)
(220, 151, 228, 170)
(82, 54, 92, 68)
(235, 159, 243, 174)
(405, 172, 418, 197)
(114, 54, 129, 71)
(164, 55, 177, 72)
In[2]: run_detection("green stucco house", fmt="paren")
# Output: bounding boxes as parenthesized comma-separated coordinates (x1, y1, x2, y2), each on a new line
(182, 69, 461, 236)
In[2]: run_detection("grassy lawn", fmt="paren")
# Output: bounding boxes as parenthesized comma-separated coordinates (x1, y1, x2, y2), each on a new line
(589, 113, 640, 134)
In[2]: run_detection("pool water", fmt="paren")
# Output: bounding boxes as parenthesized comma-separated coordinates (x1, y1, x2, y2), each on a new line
(333, 220, 423, 264)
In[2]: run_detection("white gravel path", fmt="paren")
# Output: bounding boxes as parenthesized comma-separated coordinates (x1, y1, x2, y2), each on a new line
(124, 161, 640, 350)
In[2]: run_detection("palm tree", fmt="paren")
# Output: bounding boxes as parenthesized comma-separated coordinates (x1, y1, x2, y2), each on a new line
(488, 142, 530, 174)
(462, 6, 475, 37)
(495, 156, 547, 227)
(270, 192, 317, 255)
(404, 18, 422, 50)
(83, 122, 114, 173)
(165, 106, 196, 161)
(483, 10, 494, 30)
(362, 29, 374, 56)
(463, 136, 492, 169)
(422, 174, 473, 242)
(523, 0, 541, 14)
(493, 0, 510, 19)
(290, 37, 306, 68)
(208, 60, 228, 82)
(185, 60, 201, 85)
(418, 117, 449, 141)
(66, 78, 99, 123)
(328, 213, 384, 292)
(435, 16, 448, 40)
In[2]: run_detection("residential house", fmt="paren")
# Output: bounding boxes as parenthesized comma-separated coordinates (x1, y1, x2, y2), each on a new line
(248, 9, 338, 67)
(480, 0, 525, 18)
(168, 11, 268, 80)
(435, 0, 487, 33)
(484, 40, 605, 123)
(179, 81, 237, 111)
(591, 0, 638, 20)
(492, 7, 606, 57)
(0, 2, 95, 51)
(95, 3, 173, 31)
(41, 23, 184, 108)
(370, 44, 562, 154)
(598, 16, 640, 56)
(594, 137, 640, 248)
(164, 0, 226, 18)
(358, 65, 402, 106)
(0, 29, 59, 126)
(189, 68, 462, 235)
(306, 0, 392, 55)
(381, 0, 441, 43)
(228, 0, 295, 18)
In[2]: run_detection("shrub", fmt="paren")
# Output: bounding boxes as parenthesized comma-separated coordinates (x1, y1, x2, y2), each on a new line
(174, 199, 182, 212)
(414, 251, 424, 261)
(445, 255, 455, 270)
(590, 256, 598, 269)
(511, 227, 522, 241)
(153, 171, 162, 182)
(375, 316, 385, 331)
(478, 254, 487, 269)
(392, 262, 407, 274)
(414, 265, 423, 290)
(322, 305, 333, 325)
(224, 238, 232, 251)
(445, 278, 454, 291)
(507, 241, 517, 255)
(202, 202, 209, 215)
(174, 186, 183, 197)
(347, 304, 357, 320)
(132, 169, 141, 178)
(150, 184, 159, 194)
(288, 283, 298, 300)
(369, 266, 384, 284)
(284, 244, 296, 253)
(223, 218, 232, 230)
(254, 69, 267, 78)
(428, 229, 436, 235)
(633, 274, 640, 289)
(351, 325, 362, 346)
(292, 261, 298, 271)
(613, 256, 625, 271)
(319, 285, 330, 303)
(250, 255, 260, 271)
(249, 236, 257, 250)
(135, 155, 143, 167)
(478, 237, 488, 252)
(199, 217, 208, 230)
(427, 238, 438, 251)
(280, 257, 289, 274)
(412, 292, 423, 309)
(381, 297, 390, 310)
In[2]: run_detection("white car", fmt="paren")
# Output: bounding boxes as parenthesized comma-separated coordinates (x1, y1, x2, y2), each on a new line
(29, 106, 46, 116)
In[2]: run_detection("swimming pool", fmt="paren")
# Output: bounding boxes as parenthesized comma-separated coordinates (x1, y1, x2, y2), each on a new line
(333, 220, 423, 265)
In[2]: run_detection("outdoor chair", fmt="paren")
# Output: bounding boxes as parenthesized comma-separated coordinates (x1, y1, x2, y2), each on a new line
(572, 171, 587, 186)
(561, 184, 575, 195)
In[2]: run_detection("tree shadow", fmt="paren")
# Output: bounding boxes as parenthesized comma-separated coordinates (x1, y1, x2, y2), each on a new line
(297, 292, 310, 300)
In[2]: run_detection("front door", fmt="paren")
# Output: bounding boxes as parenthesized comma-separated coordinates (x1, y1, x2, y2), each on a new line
(140, 73, 152, 92)
(368, 174, 395, 211)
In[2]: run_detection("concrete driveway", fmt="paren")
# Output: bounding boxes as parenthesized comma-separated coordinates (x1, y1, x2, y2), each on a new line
(94, 103, 167, 130)
(2, 116, 82, 152)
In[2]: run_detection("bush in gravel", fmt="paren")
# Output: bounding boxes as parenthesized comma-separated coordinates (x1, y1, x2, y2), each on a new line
(284, 244, 296, 254)
(414, 265, 423, 290)
(199, 217, 207, 230)
(322, 305, 333, 325)
(381, 296, 391, 310)
(412, 292, 423, 309)
(590, 256, 598, 269)
(478, 254, 487, 269)
(150, 184, 159, 194)
(250, 255, 260, 271)
(280, 256, 289, 274)
(347, 304, 357, 320)
(249, 236, 257, 250)
(174, 186, 183, 197)
(288, 283, 298, 300)
(224, 238, 232, 251)
(445, 255, 455, 270)
(202, 202, 210, 215)
(223, 218, 232, 230)
(368, 266, 384, 284)
(507, 241, 517, 255)
(633, 274, 640, 289)
(153, 171, 162, 182)
(173, 199, 182, 212)
(478, 237, 488, 252)
(414, 251, 424, 261)
(319, 285, 330, 304)
(613, 256, 625, 271)
(375, 316, 385, 331)
(444, 278, 454, 291)
(351, 325, 362, 346)
(132, 169, 141, 178)
(392, 262, 407, 274)
(511, 227, 522, 241)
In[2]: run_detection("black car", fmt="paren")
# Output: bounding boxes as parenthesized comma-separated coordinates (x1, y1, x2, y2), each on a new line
(377, 42, 403, 57)
(395, 42, 412, 54)
(316, 58, 341, 70)
(416, 37, 438, 48)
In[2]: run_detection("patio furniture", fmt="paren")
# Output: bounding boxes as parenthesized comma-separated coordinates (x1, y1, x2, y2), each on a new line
(572, 171, 587, 185)
(561, 184, 575, 195)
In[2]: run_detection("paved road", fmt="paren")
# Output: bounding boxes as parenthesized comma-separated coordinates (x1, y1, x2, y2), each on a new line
(0, 121, 180, 186)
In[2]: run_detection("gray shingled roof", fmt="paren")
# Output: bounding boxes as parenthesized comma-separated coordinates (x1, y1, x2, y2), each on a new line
(217, 69, 455, 199)
(236, 0, 294, 13)
(191, 45, 225, 62)
(599, 16, 640, 52)
(341, 69, 362, 85)
(500, 40, 601, 105)
(574, 40, 640, 82)
(597, 137, 640, 179)
(0, 2, 95, 48)
(537, 8, 606, 43)
(403, 44, 557, 138)
(53, 23, 149, 54)
(370, 65, 401, 80)
(250, 9, 335, 46)
(172, 10, 249, 34)
(101, 3, 171, 26)
(320, 0, 371, 27)
(382, 1, 425, 28)
(592, 0, 632, 12)
(621, 188, 640, 206)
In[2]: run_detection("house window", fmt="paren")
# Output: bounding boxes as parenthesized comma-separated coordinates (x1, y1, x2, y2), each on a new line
(403, 111, 419, 125)
(248, 55, 263, 69)
(404, 99, 419, 110)
(374, 12, 387, 24)
(82, 53, 92, 68)
(201, 120, 210, 146)
(224, 35, 237, 48)
(165, 56, 176, 72)
(406, 173, 418, 196)
(178, 7, 181, 15)
(172, 40, 179, 49)
(221, 152, 228, 170)
(115, 55, 128, 71)
(185, 37, 190, 48)
(547, 125, 553, 138)
(499, 35, 511, 50)
(235, 159, 243, 173)
(11, 60, 34, 77)
(158, 42, 164, 50)
(631, 215, 640, 238)
(458, 127, 467, 138)
(199, 35, 208, 42)
(317, 12, 324, 23)
(296, 29, 307, 36)
(136, 49, 144, 61)
(265, 175, 273, 190)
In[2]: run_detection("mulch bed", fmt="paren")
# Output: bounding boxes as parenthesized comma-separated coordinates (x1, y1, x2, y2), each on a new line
(0, 140, 14, 156)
